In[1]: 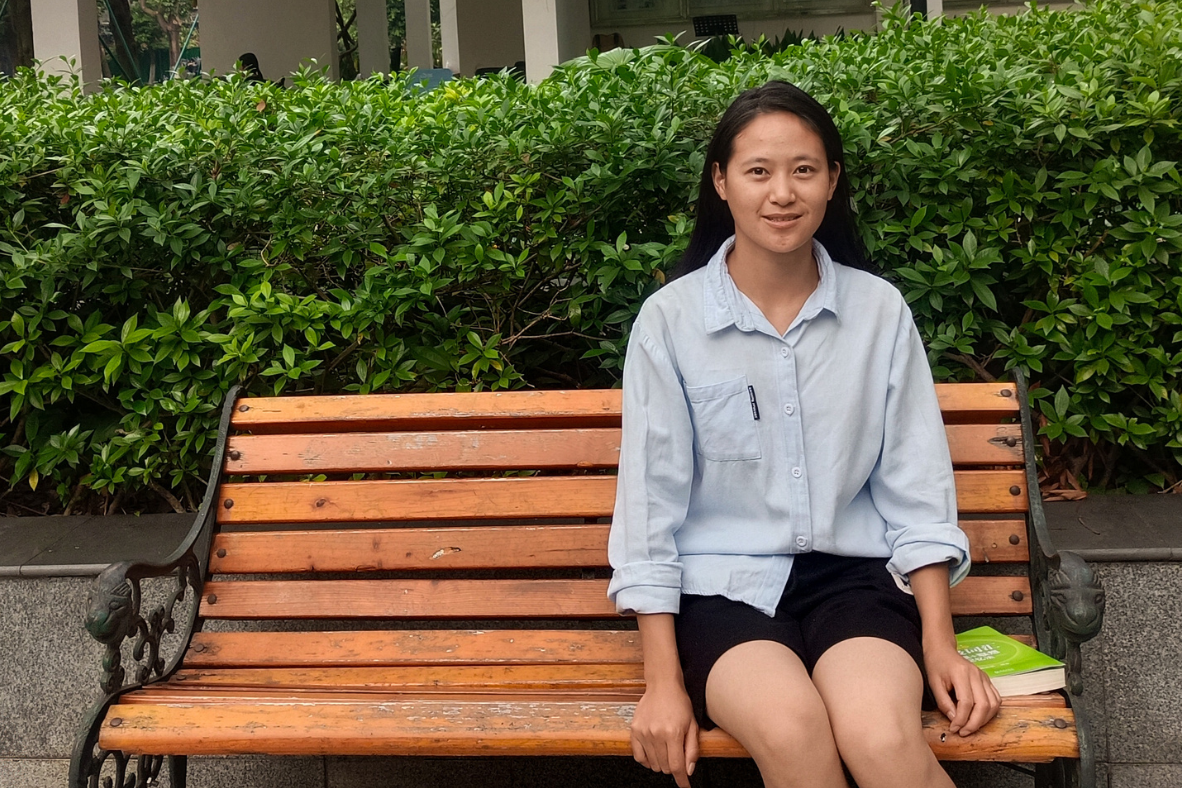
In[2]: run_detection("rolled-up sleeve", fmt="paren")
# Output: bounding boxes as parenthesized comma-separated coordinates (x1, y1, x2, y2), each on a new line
(607, 310, 695, 614)
(871, 302, 971, 588)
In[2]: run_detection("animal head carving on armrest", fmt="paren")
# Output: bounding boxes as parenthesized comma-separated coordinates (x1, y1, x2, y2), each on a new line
(85, 562, 138, 647)
(1047, 551, 1105, 643)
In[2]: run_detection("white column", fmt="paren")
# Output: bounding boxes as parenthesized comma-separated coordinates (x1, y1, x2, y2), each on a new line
(440, 0, 524, 77)
(404, 0, 434, 69)
(356, 0, 392, 75)
(440, 0, 461, 74)
(926, 0, 943, 19)
(521, 0, 560, 83)
(199, 0, 338, 81)
(30, 0, 102, 91)
(521, 0, 589, 83)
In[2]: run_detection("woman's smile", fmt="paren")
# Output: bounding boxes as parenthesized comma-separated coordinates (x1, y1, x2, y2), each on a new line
(763, 213, 803, 228)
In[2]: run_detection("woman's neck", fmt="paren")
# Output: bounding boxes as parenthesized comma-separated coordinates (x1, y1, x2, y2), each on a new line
(725, 234, 821, 336)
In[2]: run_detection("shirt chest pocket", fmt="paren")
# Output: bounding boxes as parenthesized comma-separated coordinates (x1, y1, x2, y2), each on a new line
(685, 376, 762, 462)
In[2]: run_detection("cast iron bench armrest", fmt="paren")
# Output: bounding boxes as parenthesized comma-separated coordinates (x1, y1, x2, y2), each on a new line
(82, 385, 241, 694)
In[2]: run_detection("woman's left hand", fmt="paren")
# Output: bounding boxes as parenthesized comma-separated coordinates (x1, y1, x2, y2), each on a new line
(924, 644, 1002, 737)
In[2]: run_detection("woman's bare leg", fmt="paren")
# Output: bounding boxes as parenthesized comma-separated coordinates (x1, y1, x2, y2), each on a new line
(811, 637, 954, 788)
(705, 640, 848, 788)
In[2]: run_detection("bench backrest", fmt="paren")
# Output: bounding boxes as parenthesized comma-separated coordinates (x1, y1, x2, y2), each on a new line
(184, 383, 1033, 680)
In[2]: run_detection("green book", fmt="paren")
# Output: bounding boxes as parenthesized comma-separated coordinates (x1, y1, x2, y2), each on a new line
(955, 626, 1066, 696)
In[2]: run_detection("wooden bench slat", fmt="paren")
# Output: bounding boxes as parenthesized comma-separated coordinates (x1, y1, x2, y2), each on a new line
(199, 578, 620, 619)
(209, 519, 1027, 575)
(120, 686, 1063, 708)
(184, 629, 1035, 669)
(232, 390, 624, 434)
(185, 630, 643, 668)
(223, 423, 1020, 475)
(167, 664, 646, 692)
(210, 525, 611, 573)
(965, 520, 1029, 563)
(217, 471, 1026, 524)
(199, 576, 1031, 620)
(945, 424, 1023, 466)
(121, 688, 650, 704)
(229, 384, 1018, 435)
(935, 383, 1020, 415)
(224, 429, 622, 475)
(954, 470, 1028, 513)
(952, 576, 1033, 615)
(216, 477, 618, 524)
(97, 702, 1075, 761)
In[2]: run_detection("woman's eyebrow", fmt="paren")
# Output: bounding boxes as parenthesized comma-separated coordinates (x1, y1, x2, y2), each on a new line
(738, 153, 823, 166)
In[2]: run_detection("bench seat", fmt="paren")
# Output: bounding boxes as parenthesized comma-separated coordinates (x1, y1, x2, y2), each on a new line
(104, 691, 1078, 762)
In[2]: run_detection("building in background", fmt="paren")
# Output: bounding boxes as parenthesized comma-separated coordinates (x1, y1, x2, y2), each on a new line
(13, 0, 1082, 90)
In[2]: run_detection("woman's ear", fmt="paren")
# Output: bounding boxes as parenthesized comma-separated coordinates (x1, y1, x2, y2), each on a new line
(827, 161, 841, 201)
(712, 161, 727, 202)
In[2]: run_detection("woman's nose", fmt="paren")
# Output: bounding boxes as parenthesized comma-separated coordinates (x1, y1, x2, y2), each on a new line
(768, 173, 796, 204)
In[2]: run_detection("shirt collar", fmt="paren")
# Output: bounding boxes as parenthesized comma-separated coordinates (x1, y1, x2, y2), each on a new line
(703, 235, 841, 334)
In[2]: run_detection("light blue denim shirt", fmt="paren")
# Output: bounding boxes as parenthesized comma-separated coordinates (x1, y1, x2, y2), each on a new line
(607, 236, 971, 617)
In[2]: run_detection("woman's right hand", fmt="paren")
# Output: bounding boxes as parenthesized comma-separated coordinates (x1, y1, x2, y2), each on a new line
(630, 679, 700, 788)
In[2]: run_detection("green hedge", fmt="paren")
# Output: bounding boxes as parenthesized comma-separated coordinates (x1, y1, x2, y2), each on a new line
(1, 0, 1180, 512)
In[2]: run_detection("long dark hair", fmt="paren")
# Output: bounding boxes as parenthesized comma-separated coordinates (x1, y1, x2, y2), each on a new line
(668, 81, 870, 281)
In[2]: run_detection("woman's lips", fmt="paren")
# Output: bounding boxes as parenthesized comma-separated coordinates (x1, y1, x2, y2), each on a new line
(763, 214, 802, 226)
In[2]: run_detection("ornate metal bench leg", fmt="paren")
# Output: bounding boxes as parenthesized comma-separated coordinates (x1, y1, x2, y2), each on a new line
(1074, 699, 1096, 788)
(168, 755, 188, 788)
(71, 686, 171, 788)
(1035, 757, 1084, 788)
(72, 742, 166, 788)
(1035, 760, 1066, 788)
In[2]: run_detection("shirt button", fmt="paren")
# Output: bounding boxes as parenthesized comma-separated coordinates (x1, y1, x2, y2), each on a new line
(796, 536, 808, 548)
(792, 467, 802, 478)
(780, 347, 789, 357)
(784, 403, 795, 416)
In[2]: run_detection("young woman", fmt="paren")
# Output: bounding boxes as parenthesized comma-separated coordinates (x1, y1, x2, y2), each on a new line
(607, 81, 1002, 788)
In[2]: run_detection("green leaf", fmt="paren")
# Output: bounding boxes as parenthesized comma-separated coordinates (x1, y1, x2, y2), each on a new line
(1054, 387, 1070, 418)
(970, 278, 997, 311)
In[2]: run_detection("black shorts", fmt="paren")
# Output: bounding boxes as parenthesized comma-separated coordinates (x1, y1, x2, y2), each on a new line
(674, 551, 937, 730)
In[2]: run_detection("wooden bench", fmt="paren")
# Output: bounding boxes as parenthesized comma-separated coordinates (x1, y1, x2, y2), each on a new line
(71, 373, 1105, 788)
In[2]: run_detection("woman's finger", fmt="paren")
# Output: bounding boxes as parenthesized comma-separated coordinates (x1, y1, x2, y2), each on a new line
(961, 670, 994, 735)
(653, 734, 674, 775)
(988, 676, 1003, 718)
(631, 736, 649, 769)
(685, 719, 701, 778)
(948, 671, 974, 734)
(931, 678, 957, 721)
(666, 734, 690, 788)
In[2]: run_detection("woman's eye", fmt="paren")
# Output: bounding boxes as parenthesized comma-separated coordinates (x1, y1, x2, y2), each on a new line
(750, 167, 766, 176)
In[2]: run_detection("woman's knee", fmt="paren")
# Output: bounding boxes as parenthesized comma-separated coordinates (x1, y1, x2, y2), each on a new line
(720, 688, 836, 760)
(830, 714, 929, 771)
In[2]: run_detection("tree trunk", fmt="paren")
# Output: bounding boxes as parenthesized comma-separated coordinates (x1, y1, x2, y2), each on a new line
(8, 0, 35, 70)
(106, 0, 141, 82)
(167, 25, 180, 72)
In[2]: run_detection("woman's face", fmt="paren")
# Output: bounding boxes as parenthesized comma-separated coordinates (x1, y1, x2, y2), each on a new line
(712, 111, 840, 259)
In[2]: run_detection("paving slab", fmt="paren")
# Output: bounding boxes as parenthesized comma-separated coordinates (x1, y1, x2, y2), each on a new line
(155, 755, 325, 788)
(945, 762, 1033, 787)
(0, 758, 71, 788)
(1108, 762, 1182, 788)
